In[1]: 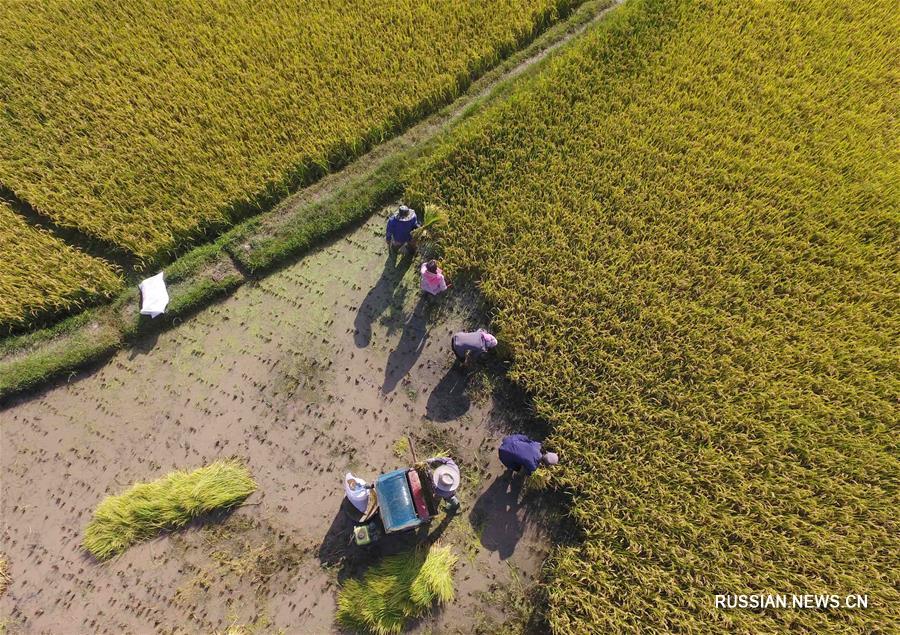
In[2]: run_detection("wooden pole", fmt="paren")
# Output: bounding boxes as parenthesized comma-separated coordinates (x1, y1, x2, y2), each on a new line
(407, 435, 419, 465)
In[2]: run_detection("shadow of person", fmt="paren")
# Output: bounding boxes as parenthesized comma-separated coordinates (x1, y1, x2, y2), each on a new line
(381, 296, 429, 394)
(425, 366, 472, 422)
(469, 473, 526, 561)
(354, 251, 413, 348)
(317, 498, 363, 568)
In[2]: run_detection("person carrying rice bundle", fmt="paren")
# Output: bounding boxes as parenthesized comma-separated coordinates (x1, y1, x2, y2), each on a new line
(385, 204, 421, 254)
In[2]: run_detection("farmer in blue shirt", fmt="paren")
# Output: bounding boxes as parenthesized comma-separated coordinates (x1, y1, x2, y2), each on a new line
(498, 434, 558, 475)
(385, 204, 421, 254)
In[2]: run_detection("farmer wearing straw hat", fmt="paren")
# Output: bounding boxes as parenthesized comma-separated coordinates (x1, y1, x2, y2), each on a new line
(450, 328, 498, 367)
(425, 456, 461, 511)
(498, 434, 558, 475)
(385, 204, 421, 254)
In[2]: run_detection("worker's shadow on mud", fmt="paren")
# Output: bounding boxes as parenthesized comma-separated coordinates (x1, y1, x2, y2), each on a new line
(469, 473, 526, 561)
(318, 498, 360, 568)
(425, 367, 472, 422)
(381, 296, 429, 394)
(354, 252, 413, 348)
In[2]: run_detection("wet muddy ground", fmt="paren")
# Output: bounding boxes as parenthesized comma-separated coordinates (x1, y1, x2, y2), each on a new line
(0, 209, 560, 634)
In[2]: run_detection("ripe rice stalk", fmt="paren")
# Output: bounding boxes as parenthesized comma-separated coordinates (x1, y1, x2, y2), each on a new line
(0, 554, 10, 595)
(0, 202, 123, 332)
(0, 0, 585, 263)
(411, 204, 449, 253)
(336, 544, 457, 635)
(83, 459, 257, 560)
(407, 0, 899, 631)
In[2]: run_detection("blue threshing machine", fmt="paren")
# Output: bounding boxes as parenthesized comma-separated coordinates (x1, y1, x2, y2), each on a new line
(353, 465, 437, 546)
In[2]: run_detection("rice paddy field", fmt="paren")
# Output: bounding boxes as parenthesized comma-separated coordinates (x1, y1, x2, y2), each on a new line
(0, 0, 581, 330)
(410, 0, 900, 632)
(0, 201, 123, 329)
(2, 0, 898, 632)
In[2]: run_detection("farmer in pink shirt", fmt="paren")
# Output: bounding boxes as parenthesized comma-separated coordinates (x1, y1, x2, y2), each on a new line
(420, 260, 449, 296)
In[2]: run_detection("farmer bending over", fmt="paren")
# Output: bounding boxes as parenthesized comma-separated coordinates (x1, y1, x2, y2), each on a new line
(385, 204, 420, 254)
(498, 434, 558, 475)
(426, 456, 461, 511)
(450, 328, 498, 367)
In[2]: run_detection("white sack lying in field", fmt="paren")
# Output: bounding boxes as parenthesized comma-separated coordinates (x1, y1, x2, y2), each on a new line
(139, 272, 169, 318)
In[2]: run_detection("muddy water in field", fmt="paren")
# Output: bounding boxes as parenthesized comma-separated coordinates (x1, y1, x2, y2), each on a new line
(0, 210, 557, 634)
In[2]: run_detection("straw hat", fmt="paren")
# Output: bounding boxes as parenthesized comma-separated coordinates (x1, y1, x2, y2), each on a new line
(433, 464, 461, 491)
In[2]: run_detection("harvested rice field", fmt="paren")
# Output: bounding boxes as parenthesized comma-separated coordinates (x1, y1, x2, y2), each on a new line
(0, 213, 561, 634)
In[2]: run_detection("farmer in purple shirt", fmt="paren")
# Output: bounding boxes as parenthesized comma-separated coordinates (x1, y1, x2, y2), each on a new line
(498, 434, 558, 475)
(450, 328, 498, 366)
(385, 204, 421, 253)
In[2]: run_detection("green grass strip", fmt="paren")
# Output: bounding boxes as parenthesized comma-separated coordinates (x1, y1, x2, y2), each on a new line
(336, 544, 457, 635)
(83, 460, 257, 560)
(224, 156, 406, 274)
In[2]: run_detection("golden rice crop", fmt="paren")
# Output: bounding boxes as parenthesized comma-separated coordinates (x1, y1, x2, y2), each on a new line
(409, 0, 899, 632)
(0, 202, 122, 332)
(0, 0, 581, 263)
(0, 554, 9, 595)
(83, 459, 257, 560)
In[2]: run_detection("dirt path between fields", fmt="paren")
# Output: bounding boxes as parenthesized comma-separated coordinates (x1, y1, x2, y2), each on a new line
(0, 211, 561, 634)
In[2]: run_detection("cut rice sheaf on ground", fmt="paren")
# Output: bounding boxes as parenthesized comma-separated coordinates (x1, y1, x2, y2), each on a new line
(336, 544, 458, 635)
(83, 460, 257, 560)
